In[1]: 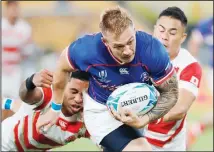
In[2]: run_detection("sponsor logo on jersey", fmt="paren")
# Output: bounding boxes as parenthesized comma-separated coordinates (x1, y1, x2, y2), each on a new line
(119, 68, 129, 75)
(59, 120, 68, 129)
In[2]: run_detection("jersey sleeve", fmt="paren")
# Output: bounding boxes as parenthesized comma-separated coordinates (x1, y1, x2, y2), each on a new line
(66, 42, 79, 70)
(143, 38, 174, 85)
(33, 87, 52, 111)
(179, 62, 202, 96)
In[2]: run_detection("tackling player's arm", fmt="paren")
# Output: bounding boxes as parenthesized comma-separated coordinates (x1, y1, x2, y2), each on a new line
(163, 62, 202, 122)
(19, 69, 53, 105)
(36, 46, 77, 132)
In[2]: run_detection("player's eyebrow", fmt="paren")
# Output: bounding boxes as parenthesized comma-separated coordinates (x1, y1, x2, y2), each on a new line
(70, 88, 79, 92)
(113, 36, 134, 46)
(159, 24, 177, 31)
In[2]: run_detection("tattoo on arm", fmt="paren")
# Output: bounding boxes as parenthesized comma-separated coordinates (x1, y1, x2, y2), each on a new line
(146, 72, 179, 122)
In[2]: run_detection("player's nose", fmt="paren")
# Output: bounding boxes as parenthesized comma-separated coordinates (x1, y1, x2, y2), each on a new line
(161, 32, 169, 41)
(123, 46, 132, 56)
(75, 94, 83, 104)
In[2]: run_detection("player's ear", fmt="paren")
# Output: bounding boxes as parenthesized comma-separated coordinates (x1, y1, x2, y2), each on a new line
(181, 33, 187, 44)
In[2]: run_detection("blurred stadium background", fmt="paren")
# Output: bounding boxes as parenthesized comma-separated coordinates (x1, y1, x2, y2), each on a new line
(2, 1, 213, 151)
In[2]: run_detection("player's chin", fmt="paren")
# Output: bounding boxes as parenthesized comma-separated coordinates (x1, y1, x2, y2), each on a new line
(122, 55, 135, 63)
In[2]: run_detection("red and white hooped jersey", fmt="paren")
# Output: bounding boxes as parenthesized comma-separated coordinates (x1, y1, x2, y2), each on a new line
(144, 48, 202, 147)
(2, 17, 32, 69)
(12, 87, 90, 152)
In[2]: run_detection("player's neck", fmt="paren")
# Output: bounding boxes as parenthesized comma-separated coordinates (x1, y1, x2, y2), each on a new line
(170, 49, 180, 61)
(61, 108, 74, 117)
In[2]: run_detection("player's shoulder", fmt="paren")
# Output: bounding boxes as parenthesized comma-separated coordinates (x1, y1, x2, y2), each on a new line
(178, 48, 198, 64)
(173, 48, 201, 70)
(68, 32, 103, 58)
(136, 31, 153, 46)
(71, 32, 102, 47)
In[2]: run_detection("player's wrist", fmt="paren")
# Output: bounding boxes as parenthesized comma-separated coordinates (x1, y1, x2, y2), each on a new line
(51, 101, 62, 113)
(137, 114, 150, 128)
(26, 73, 36, 91)
(2, 98, 14, 110)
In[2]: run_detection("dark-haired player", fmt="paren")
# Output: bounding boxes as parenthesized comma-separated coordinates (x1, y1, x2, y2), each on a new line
(2, 70, 91, 151)
(142, 7, 202, 151)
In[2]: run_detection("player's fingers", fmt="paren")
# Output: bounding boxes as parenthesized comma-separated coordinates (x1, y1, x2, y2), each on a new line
(124, 108, 134, 117)
(44, 69, 53, 77)
(42, 79, 52, 86)
(37, 120, 50, 133)
(110, 105, 121, 121)
(118, 103, 124, 115)
(41, 83, 51, 88)
(42, 123, 54, 133)
(42, 74, 53, 83)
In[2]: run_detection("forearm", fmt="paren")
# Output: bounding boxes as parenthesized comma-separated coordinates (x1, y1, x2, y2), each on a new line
(146, 72, 179, 122)
(52, 69, 70, 104)
(163, 88, 196, 122)
(19, 81, 41, 105)
(163, 106, 186, 122)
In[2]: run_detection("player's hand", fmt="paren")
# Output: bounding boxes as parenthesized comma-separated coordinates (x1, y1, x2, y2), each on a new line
(33, 69, 53, 88)
(36, 108, 60, 134)
(110, 105, 149, 129)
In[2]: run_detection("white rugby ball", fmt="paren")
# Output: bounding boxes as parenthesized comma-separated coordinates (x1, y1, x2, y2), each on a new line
(107, 83, 158, 116)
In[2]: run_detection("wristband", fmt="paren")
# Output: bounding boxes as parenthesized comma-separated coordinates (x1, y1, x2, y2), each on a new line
(51, 101, 62, 112)
(26, 74, 36, 90)
(4, 98, 13, 110)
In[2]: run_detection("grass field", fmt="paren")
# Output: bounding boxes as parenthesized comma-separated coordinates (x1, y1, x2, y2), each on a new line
(52, 100, 213, 151)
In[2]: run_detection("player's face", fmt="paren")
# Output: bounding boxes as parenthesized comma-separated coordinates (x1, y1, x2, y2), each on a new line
(6, 2, 20, 22)
(63, 78, 89, 115)
(154, 16, 187, 58)
(102, 26, 136, 64)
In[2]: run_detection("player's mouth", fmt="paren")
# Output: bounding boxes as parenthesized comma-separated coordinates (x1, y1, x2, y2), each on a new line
(71, 104, 82, 112)
(163, 44, 168, 48)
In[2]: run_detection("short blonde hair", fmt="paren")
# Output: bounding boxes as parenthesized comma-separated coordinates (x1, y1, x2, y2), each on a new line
(99, 6, 134, 37)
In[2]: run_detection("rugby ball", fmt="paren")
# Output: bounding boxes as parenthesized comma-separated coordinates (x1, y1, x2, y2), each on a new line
(107, 83, 158, 116)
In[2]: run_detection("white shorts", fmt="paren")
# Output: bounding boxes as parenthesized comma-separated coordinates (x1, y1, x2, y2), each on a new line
(145, 128, 186, 151)
(83, 92, 123, 145)
(1, 102, 34, 151)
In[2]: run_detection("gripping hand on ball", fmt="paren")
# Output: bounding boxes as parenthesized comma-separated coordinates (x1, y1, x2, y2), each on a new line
(110, 104, 149, 129)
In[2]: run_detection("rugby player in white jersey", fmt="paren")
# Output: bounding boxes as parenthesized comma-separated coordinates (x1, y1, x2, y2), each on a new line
(111, 7, 202, 151)
(2, 1, 34, 120)
(2, 70, 91, 151)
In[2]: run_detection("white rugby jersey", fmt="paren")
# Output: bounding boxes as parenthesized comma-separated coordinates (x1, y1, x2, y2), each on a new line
(2, 17, 32, 72)
(144, 48, 202, 147)
(11, 87, 90, 151)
